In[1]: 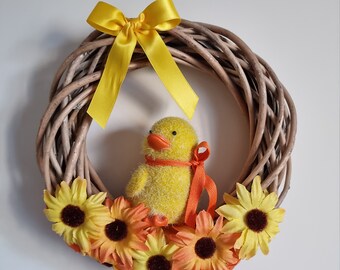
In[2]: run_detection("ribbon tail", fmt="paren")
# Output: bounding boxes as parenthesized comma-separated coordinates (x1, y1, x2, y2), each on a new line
(205, 175, 218, 218)
(137, 30, 199, 119)
(87, 28, 137, 128)
(184, 167, 205, 227)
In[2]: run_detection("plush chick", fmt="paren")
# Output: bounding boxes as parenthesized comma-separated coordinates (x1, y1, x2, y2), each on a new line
(125, 117, 198, 224)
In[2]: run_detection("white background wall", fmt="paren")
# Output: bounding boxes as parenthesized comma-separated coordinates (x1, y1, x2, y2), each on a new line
(0, 0, 339, 269)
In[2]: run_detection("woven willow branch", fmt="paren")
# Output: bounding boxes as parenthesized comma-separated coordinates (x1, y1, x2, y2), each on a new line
(36, 20, 297, 206)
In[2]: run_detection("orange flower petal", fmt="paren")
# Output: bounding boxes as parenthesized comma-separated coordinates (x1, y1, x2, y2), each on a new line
(173, 231, 195, 246)
(195, 210, 214, 235)
(209, 216, 223, 238)
(173, 246, 196, 261)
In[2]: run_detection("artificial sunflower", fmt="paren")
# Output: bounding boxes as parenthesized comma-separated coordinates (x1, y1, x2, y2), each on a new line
(171, 211, 239, 270)
(43, 177, 109, 253)
(216, 176, 285, 259)
(90, 197, 150, 268)
(133, 229, 178, 270)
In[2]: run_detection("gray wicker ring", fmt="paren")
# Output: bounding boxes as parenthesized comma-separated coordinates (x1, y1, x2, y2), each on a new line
(36, 19, 297, 206)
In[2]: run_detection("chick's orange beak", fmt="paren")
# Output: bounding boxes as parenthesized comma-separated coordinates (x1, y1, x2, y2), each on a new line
(147, 134, 170, 151)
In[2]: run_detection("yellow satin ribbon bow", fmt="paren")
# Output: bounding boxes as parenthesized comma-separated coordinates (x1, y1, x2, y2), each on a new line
(87, 0, 199, 128)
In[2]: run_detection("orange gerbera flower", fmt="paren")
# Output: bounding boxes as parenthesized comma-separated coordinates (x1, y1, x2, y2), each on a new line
(90, 197, 150, 268)
(171, 211, 239, 270)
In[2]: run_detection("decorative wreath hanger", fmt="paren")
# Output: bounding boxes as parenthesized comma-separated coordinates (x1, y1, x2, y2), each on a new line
(36, 0, 297, 269)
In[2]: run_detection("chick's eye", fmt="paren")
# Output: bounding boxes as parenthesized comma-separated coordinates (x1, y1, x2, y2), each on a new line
(149, 130, 152, 134)
(172, 131, 177, 136)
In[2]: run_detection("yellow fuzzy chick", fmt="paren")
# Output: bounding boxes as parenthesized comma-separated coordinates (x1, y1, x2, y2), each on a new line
(125, 117, 198, 224)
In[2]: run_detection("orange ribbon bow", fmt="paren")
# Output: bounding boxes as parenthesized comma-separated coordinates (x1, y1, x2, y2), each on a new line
(145, 141, 217, 227)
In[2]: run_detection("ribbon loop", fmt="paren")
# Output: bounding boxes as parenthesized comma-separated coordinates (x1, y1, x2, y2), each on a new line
(86, 0, 199, 128)
(141, 0, 181, 29)
(185, 141, 217, 227)
(193, 141, 210, 163)
(87, 2, 126, 35)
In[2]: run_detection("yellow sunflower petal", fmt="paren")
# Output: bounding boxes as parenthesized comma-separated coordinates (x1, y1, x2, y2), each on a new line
(223, 193, 240, 205)
(221, 219, 245, 234)
(133, 261, 146, 270)
(250, 176, 265, 208)
(234, 229, 247, 249)
(259, 192, 279, 212)
(156, 230, 167, 249)
(239, 230, 258, 259)
(71, 178, 87, 204)
(131, 249, 148, 261)
(43, 190, 63, 210)
(247, 242, 258, 259)
(258, 232, 270, 255)
(236, 183, 252, 210)
(264, 222, 280, 238)
(82, 213, 96, 225)
(146, 233, 161, 252)
(88, 212, 112, 226)
(44, 208, 61, 222)
(77, 229, 90, 253)
(63, 227, 74, 244)
(87, 192, 107, 205)
(57, 181, 72, 203)
(52, 222, 65, 235)
(162, 244, 178, 258)
(268, 208, 285, 223)
(216, 204, 246, 220)
(239, 230, 254, 258)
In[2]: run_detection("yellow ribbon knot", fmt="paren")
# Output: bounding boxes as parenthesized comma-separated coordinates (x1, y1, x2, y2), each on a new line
(87, 0, 199, 128)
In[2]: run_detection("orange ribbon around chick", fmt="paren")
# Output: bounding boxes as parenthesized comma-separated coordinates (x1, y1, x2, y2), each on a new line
(145, 140, 217, 227)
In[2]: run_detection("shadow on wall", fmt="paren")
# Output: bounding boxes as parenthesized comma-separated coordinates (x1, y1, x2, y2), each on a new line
(93, 129, 145, 199)
(6, 32, 82, 254)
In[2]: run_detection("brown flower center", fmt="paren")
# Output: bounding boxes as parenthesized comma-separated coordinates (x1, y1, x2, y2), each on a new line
(60, 205, 85, 227)
(147, 255, 171, 270)
(245, 209, 268, 232)
(195, 237, 216, 259)
(105, 219, 128, 241)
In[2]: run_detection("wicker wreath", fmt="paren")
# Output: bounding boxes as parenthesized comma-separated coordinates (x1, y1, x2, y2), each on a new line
(36, 18, 297, 269)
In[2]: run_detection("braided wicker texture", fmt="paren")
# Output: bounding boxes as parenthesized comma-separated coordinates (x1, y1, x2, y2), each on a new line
(36, 19, 297, 206)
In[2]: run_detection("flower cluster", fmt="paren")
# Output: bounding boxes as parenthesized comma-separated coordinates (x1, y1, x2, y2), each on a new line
(43, 176, 285, 269)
